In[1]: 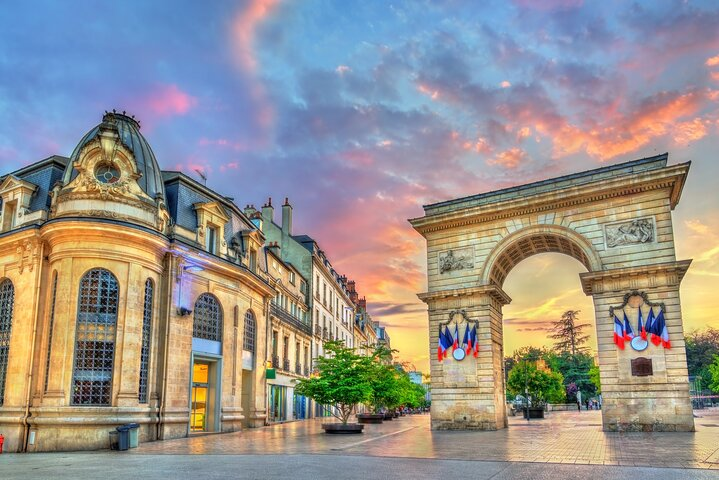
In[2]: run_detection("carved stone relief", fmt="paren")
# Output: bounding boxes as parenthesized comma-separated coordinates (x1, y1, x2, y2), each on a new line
(605, 217, 654, 248)
(439, 247, 473, 274)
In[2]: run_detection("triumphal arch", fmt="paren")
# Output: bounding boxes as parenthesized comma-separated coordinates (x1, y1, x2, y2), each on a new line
(410, 154, 694, 432)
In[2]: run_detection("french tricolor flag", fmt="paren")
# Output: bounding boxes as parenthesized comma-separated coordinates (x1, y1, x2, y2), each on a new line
(638, 307, 646, 340)
(655, 310, 670, 349)
(613, 314, 625, 350)
(623, 311, 634, 341)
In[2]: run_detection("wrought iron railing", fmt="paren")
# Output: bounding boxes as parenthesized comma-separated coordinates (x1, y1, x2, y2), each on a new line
(283, 358, 290, 371)
(272, 355, 279, 369)
(270, 304, 312, 335)
(295, 363, 302, 375)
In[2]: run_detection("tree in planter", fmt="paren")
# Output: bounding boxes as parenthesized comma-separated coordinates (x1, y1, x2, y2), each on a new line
(507, 361, 565, 407)
(294, 341, 373, 425)
(368, 362, 403, 414)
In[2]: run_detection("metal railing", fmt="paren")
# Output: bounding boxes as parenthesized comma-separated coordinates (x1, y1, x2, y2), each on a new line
(270, 304, 312, 335)
(295, 363, 302, 375)
(283, 358, 290, 371)
(271, 355, 279, 369)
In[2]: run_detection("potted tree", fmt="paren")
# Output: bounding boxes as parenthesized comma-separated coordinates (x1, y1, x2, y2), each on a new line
(294, 341, 372, 433)
(507, 361, 565, 419)
(360, 346, 399, 424)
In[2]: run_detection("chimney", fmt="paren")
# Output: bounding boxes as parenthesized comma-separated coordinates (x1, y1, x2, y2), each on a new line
(282, 197, 292, 234)
(347, 280, 356, 293)
(261, 197, 274, 225)
(244, 204, 257, 217)
(250, 211, 263, 230)
(359, 297, 367, 310)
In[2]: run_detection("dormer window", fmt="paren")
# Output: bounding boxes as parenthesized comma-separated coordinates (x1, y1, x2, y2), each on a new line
(206, 225, 218, 254)
(249, 248, 257, 272)
(193, 201, 229, 257)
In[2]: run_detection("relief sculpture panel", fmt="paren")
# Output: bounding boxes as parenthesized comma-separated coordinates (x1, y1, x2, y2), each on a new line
(439, 247, 473, 274)
(605, 217, 654, 248)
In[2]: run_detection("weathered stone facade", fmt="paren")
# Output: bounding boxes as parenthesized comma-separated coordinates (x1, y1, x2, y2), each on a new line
(0, 112, 275, 452)
(410, 153, 694, 432)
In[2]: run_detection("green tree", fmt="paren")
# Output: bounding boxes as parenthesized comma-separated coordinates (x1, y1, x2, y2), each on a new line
(549, 310, 590, 356)
(685, 328, 719, 385)
(708, 355, 719, 393)
(294, 341, 373, 424)
(507, 361, 565, 406)
(588, 364, 601, 394)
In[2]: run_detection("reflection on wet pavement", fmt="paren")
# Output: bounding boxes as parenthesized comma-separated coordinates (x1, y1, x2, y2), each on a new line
(133, 410, 719, 469)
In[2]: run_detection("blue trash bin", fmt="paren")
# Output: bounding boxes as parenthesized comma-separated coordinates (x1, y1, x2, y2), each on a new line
(115, 426, 130, 451)
(126, 423, 140, 448)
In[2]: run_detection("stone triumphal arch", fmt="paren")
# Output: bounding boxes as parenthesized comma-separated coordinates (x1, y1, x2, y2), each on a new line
(410, 154, 694, 432)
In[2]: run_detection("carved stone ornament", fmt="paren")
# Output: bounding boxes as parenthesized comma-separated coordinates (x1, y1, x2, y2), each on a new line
(16, 238, 40, 274)
(605, 217, 654, 248)
(439, 247, 473, 274)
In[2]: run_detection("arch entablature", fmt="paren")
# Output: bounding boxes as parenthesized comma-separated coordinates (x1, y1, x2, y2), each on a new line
(480, 224, 603, 288)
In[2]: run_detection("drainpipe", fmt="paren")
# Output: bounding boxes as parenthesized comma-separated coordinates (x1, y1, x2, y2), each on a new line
(157, 252, 174, 440)
(22, 240, 45, 452)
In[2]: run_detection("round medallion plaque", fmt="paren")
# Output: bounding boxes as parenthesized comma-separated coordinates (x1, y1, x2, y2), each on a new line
(630, 336, 648, 352)
(452, 348, 466, 361)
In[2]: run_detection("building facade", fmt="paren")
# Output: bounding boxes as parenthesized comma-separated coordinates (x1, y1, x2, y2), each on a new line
(265, 248, 313, 422)
(0, 112, 275, 452)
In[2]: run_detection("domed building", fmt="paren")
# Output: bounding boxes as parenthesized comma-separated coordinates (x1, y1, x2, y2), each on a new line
(0, 111, 276, 452)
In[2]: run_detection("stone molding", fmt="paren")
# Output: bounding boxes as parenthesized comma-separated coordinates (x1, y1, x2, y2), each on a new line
(410, 163, 689, 234)
(579, 260, 691, 296)
(418, 284, 512, 307)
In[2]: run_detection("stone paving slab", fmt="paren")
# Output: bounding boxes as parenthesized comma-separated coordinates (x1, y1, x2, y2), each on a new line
(116, 409, 719, 470)
(2, 453, 719, 480)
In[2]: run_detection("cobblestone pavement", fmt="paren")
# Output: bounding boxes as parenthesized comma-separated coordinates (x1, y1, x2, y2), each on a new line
(127, 409, 719, 469)
(3, 409, 719, 479)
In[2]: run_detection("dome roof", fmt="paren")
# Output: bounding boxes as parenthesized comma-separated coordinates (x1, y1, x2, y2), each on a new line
(63, 111, 166, 201)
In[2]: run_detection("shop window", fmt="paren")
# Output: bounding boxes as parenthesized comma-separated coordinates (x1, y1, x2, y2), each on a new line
(0, 279, 15, 405)
(243, 310, 256, 353)
(139, 278, 154, 403)
(193, 293, 223, 342)
(71, 269, 118, 406)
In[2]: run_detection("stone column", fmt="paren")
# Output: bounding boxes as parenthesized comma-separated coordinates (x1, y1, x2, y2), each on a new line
(581, 260, 694, 432)
(115, 262, 144, 407)
(420, 284, 511, 430)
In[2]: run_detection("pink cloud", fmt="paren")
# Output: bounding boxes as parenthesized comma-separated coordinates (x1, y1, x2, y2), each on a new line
(487, 147, 528, 169)
(707, 55, 719, 67)
(232, 0, 279, 72)
(145, 84, 197, 117)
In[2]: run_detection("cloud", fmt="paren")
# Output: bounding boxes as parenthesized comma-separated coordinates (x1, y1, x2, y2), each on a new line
(139, 84, 197, 118)
(231, 0, 279, 72)
(487, 147, 528, 169)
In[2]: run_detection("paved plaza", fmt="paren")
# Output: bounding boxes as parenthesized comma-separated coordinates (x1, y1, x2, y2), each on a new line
(3, 410, 719, 479)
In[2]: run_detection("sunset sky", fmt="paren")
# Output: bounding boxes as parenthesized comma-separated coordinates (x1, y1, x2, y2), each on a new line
(1, 0, 718, 372)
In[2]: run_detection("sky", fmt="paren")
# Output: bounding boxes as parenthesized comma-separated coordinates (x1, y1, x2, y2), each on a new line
(1, 0, 718, 372)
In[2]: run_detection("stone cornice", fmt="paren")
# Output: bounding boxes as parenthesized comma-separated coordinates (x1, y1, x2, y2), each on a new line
(579, 260, 692, 296)
(409, 163, 690, 235)
(417, 284, 512, 306)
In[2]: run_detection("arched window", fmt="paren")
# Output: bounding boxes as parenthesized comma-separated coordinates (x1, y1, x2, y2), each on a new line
(138, 278, 154, 403)
(43, 271, 58, 393)
(71, 269, 119, 406)
(0, 279, 15, 406)
(243, 310, 256, 353)
(193, 293, 223, 342)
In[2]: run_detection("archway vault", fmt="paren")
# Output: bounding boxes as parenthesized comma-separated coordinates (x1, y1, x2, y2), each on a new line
(481, 224, 603, 288)
(410, 153, 694, 432)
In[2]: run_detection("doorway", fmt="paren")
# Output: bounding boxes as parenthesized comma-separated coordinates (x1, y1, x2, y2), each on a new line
(190, 359, 219, 433)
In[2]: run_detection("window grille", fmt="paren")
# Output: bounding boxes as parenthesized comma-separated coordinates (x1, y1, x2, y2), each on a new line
(0, 279, 15, 406)
(243, 310, 256, 352)
(43, 272, 58, 392)
(139, 278, 154, 403)
(71, 269, 119, 406)
(193, 293, 223, 342)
